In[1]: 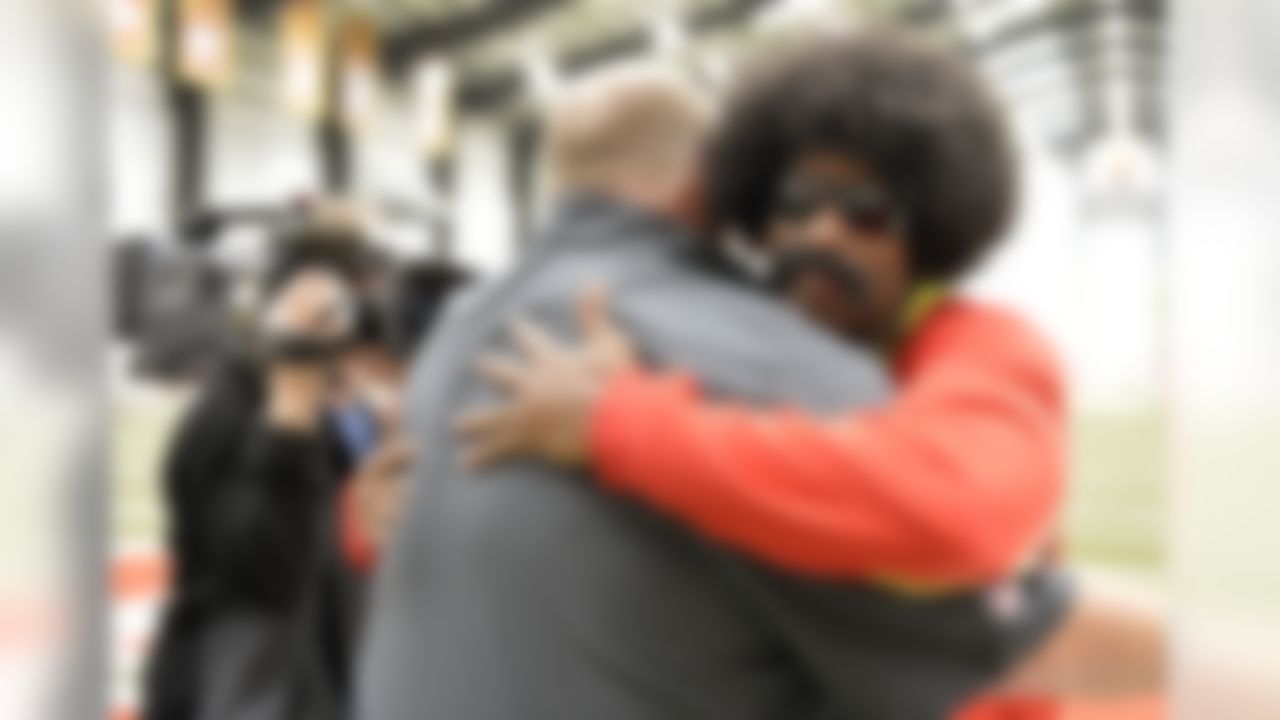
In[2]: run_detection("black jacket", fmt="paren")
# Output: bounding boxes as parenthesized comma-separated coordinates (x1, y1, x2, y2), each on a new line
(144, 357, 360, 720)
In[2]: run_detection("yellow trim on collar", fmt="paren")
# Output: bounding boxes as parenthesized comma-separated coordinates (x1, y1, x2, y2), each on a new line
(879, 281, 948, 359)
(900, 281, 947, 337)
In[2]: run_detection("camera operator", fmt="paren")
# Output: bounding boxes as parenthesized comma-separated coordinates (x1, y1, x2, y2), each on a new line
(143, 223, 469, 720)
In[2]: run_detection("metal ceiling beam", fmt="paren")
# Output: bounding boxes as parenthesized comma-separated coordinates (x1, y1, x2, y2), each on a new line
(973, 0, 1163, 56)
(457, 0, 774, 112)
(688, 0, 776, 32)
(895, 0, 952, 27)
(384, 0, 571, 73)
(235, 0, 288, 23)
(947, 0, 1165, 154)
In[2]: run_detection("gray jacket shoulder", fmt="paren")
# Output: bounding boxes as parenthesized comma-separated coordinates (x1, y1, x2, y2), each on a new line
(411, 218, 890, 423)
(506, 243, 891, 413)
(613, 274, 891, 412)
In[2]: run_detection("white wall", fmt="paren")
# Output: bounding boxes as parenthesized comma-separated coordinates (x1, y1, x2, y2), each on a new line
(354, 88, 427, 204)
(109, 64, 171, 239)
(353, 87, 442, 261)
(968, 115, 1167, 413)
(207, 28, 318, 209)
(453, 119, 517, 274)
(966, 117, 1079, 372)
(1071, 197, 1163, 411)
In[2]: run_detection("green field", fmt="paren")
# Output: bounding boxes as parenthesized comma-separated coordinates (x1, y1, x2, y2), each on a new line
(1067, 407, 1166, 578)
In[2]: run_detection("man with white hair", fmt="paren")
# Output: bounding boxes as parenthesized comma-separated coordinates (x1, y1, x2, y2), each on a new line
(356, 64, 1067, 720)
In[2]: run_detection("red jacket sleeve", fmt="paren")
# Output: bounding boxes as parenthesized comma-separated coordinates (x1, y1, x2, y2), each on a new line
(589, 306, 1066, 584)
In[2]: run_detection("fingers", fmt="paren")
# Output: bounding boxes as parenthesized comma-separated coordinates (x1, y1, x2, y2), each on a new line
(475, 354, 527, 393)
(576, 285, 635, 371)
(461, 427, 522, 470)
(510, 319, 563, 363)
(453, 406, 509, 436)
(576, 284, 613, 339)
(454, 406, 523, 470)
(375, 437, 413, 473)
(357, 437, 412, 483)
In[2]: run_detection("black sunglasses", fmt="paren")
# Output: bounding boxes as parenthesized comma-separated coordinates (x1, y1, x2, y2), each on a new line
(772, 175, 906, 236)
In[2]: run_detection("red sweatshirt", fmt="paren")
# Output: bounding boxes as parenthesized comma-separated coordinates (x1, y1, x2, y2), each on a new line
(588, 297, 1066, 586)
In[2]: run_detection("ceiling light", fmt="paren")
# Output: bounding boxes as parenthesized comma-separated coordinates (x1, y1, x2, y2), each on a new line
(179, 0, 232, 89)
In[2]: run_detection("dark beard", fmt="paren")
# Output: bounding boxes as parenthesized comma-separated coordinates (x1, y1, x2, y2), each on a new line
(765, 246, 870, 309)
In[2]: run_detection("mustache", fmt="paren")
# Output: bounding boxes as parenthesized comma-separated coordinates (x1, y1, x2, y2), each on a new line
(765, 247, 869, 304)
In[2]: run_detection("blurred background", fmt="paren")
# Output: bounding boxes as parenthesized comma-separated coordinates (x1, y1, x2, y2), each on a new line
(0, 0, 1277, 718)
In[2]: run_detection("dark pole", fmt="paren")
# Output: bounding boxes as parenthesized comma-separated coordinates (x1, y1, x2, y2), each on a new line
(318, 118, 351, 193)
(160, 0, 208, 238)
(318, 7, 351, 193)
(427, 156, 454, 259)
(508, 116, 541, 250)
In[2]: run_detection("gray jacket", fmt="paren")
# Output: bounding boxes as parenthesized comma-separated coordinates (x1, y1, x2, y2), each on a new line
(356, 196, 1070, 720)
